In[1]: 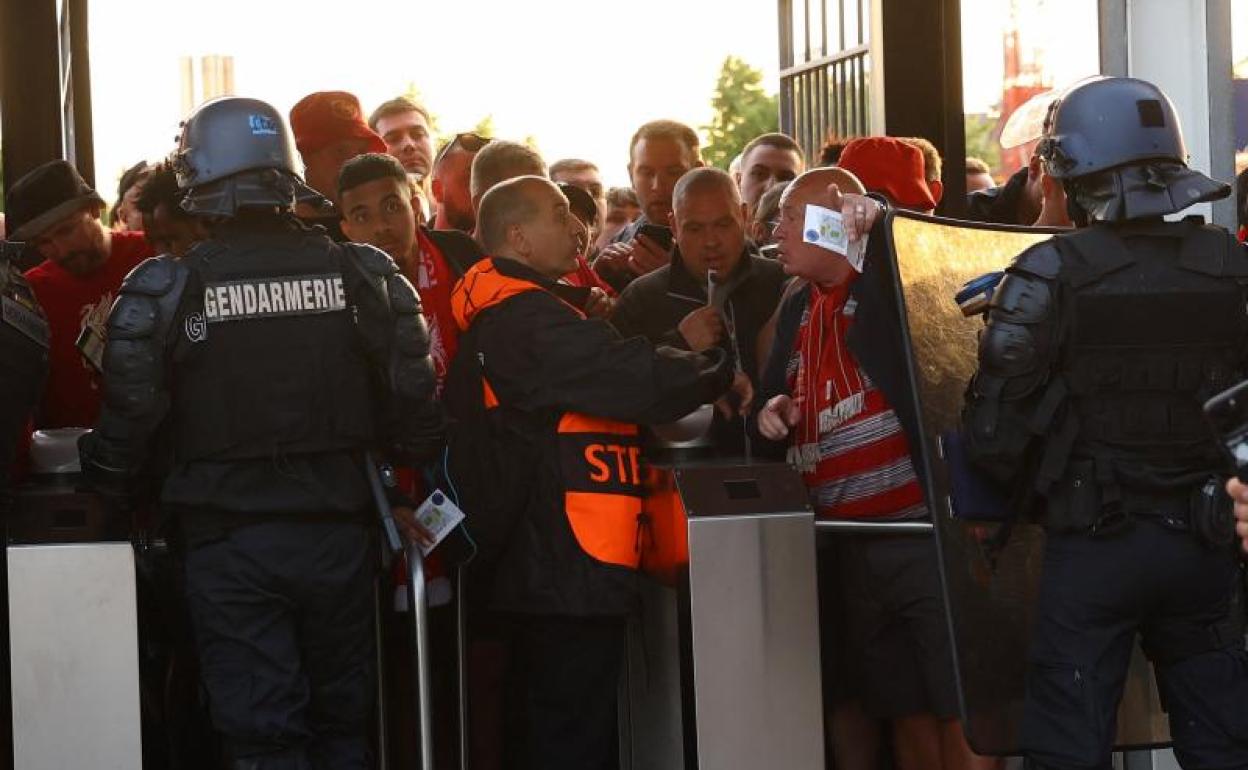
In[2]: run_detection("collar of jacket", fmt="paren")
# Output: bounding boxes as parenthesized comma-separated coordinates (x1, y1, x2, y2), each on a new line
(491, 255, 595, 311)
(665, 244, 759, 305)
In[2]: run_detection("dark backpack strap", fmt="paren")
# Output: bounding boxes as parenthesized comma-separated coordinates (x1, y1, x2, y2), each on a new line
(426, 228, 485, 279)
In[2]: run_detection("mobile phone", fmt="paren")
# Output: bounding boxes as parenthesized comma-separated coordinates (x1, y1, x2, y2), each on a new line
(1203, 379, 1248, 481)
(635, 223, 674, 252)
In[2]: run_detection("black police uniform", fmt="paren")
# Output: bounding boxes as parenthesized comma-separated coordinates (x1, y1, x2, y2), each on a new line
(0, 242, 48, 493)
(963, 77, 1248, 769)
(82, 212, 440, 770)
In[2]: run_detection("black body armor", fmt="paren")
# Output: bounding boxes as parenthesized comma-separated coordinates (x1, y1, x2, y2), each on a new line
(966, 220, 1248, 532)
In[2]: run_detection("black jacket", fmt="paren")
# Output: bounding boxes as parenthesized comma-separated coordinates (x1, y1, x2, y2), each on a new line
(446, 257, 730, 616)
(966, 166, 1031, 226)
(611, 247, 786, 456)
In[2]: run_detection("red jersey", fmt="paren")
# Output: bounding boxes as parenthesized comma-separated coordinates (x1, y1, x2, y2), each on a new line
(786, 282, 926, 520)
(23, 231, 153, 429)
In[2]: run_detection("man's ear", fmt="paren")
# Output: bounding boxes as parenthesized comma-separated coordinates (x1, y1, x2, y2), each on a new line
(1027, 153, 1043, 181)
(507, 221, 529, 256)
(928, 179, 944, 205)
(431, 177, 445, 204)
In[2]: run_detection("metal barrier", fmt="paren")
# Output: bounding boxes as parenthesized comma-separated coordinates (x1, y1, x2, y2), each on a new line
(814, 519, 933, 534)
(455, 566, 471, 770)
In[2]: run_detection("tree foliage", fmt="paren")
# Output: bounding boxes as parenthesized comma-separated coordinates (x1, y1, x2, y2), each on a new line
(963, 113, 1002, 175)
(701, 56, 779, 170)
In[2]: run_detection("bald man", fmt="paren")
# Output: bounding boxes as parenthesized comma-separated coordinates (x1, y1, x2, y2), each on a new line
(754, 169, 996, 770)
(610, 167, 785, 457)
(446, 176, 749, 768)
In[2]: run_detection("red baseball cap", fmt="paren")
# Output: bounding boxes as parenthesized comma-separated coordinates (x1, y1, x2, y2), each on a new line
(289, 91, 385, 157)
(837, 137, 937, 211)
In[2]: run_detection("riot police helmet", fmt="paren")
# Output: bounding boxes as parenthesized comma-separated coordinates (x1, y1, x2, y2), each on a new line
(173, 97, 323, 217)
(1037, 77, 1187, 180)
(1039, 77, 1230, 221)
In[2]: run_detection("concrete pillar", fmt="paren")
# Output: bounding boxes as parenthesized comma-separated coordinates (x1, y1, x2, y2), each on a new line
(1099, 0, 1236, 227)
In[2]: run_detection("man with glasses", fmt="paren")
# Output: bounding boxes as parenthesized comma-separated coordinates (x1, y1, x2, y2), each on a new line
(432, 132, 491, 233)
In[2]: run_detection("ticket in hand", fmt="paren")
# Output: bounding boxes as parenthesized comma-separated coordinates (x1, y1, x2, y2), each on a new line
(414, 489, 466, 556)
(803, 204, 867, 272)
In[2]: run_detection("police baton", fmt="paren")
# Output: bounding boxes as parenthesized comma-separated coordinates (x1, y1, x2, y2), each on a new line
(365, 452, 436, 769)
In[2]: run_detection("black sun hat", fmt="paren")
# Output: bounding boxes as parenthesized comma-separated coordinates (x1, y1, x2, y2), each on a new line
(8, 160, 105, 241)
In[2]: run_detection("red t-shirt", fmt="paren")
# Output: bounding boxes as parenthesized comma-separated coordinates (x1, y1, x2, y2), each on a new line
(23, 231, 153, 429)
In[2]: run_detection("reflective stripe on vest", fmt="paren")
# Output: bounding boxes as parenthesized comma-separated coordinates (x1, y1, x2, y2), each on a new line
(558, 414, 644, 569)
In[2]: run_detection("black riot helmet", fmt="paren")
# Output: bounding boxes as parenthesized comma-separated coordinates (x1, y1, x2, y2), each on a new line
(1039, 77, 1229, 221)
(1038, 77, 1187, 179)
(173, 96, 323, 217)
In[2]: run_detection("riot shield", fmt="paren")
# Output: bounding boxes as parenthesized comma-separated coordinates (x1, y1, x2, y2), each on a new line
(883, 211, 1171, 755)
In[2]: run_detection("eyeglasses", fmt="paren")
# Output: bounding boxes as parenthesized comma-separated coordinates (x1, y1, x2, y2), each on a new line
(434, 132, 492, 168)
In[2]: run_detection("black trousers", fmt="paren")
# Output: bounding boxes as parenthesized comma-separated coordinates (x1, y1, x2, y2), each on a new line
(1021, 520, 1248, 770)
(183, 518, 375, 770)
(502, 614, 626, 770)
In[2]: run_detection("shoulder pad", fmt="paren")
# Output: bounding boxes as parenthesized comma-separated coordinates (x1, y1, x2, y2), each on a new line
(120, 256, 186, 297)
(345, 243, 400, 277)
(978, 320, 1038, 379)
(989, 271, 1052, 324)
(108, 291, 160, 340)
(1009, 240, 1062, 279)
(1179, 224, 1248, 278)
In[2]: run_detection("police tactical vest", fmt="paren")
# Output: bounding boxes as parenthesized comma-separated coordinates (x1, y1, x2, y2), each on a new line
(1053, 221, 1248, 509)
(172, 228, 376, 462)
(451, 261, 646, 570)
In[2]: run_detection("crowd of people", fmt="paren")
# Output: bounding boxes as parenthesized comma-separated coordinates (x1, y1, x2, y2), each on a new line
(3, 74, 1248, 770)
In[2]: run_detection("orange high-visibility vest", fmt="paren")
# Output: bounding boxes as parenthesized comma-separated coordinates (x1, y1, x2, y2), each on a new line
(451, 260, 646, 569)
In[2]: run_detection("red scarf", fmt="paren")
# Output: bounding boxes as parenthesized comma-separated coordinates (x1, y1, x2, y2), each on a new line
(788, 280, 866, 472)
(408, 229, 460, 397)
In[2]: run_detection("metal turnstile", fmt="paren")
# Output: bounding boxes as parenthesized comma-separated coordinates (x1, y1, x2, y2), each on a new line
(620, 461, 824, 770)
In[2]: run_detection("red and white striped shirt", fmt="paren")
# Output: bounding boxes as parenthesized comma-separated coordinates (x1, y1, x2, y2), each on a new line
(786, 282, 926, 520)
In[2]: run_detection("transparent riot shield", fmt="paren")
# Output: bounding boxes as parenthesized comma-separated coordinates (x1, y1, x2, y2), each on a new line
(883, 211, 1171, 755)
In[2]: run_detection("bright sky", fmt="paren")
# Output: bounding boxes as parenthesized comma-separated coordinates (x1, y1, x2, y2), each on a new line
(87, 0, 1248, 202)
(88, 0, 780, 199)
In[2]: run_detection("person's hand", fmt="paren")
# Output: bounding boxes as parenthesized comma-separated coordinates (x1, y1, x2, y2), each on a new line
(715, 371, 755, 419)
(825, 183, 884, 243)
(678, 306, 725, 351)
(594, 242, 634, 275)
(628, 234, 669, 275)
(757, 394, 800, 441)
(1227, 477, 1248, 553)
(584, 287, 614, 319)
(393, 505, 435, 549)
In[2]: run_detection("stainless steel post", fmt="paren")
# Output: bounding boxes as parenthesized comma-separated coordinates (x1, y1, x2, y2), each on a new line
(374, 581, 390, 770)
(455, 565, 470, 770)
(406, 543, 436, 770)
